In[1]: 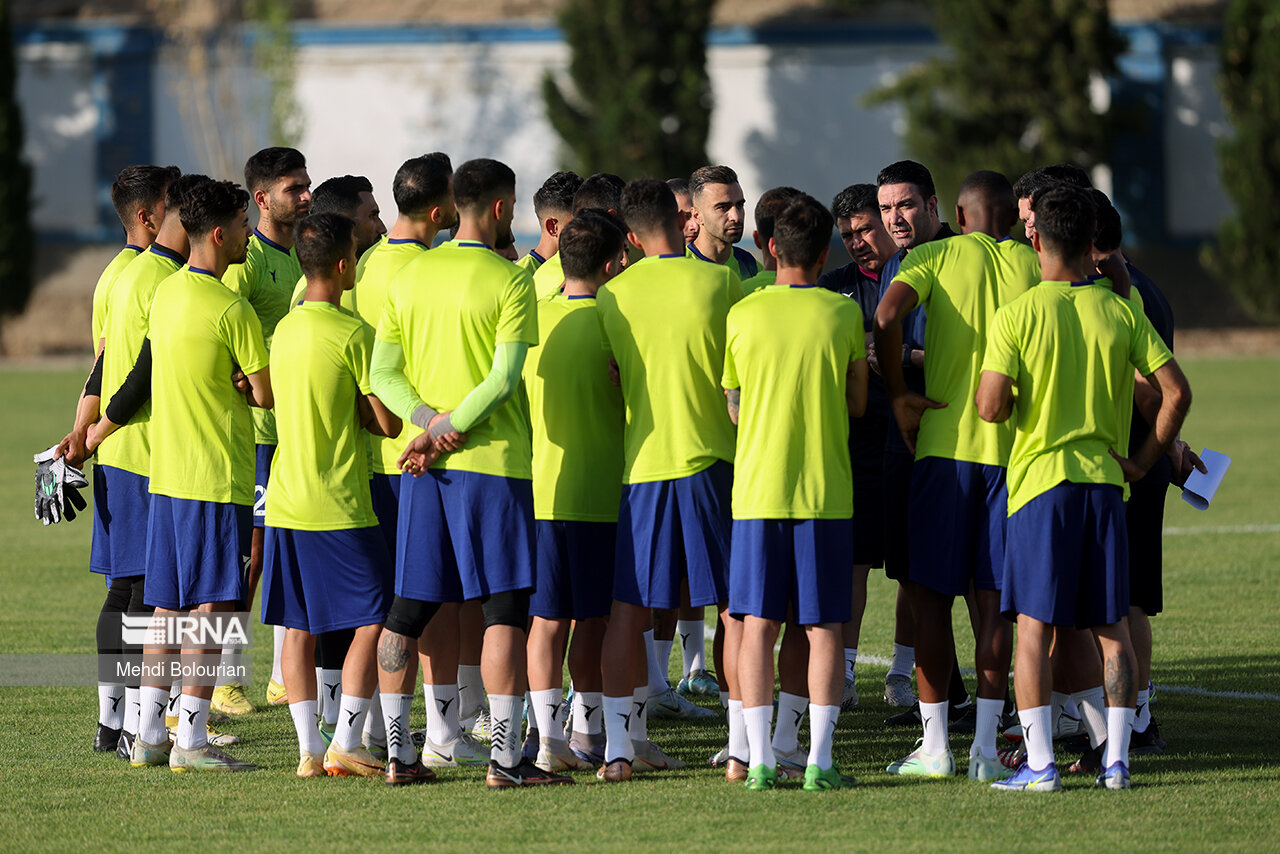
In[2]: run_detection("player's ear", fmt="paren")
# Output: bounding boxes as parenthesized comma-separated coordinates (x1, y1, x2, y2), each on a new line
(768, 236, 778, 260)
(491, 196, 505, 223)
(626, 231, 644, 252)
(927, 195, 938, 219)
(254, 188, 269, 212)
(955, 203, 967, 230)
(1031, 230, 1042, 252)
(211, 224, 225, 248)
(753, 230, 763, 251)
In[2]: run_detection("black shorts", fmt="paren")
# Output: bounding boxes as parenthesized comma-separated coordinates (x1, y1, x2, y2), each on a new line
(1127, 456, 1172, 615)
(850, 405, 888, 569)
(882, 450, 913, 582)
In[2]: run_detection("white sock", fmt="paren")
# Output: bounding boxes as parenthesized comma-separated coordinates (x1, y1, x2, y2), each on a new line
(488, 694, 524, 767)
(573, 690, 603, 735)
(772, 691, 808, 755)
(920, 700, 950, 755)
(643, 630, 668, 694)
(1050, 690, 1070, 729)
(314, 667, 325, 719)
(632, 686, 649, 743)
(270, 625, 286, 684)
(524, 691, 537, 736)
(727, 699, 749, 763)
(743, 704, 775, 769)
(530, 688, 562, 743)
(677, 618, 706, 674)
(1020, 704, 1054, 770)
(333, 694, 370, 751)
(843, 648, 857, 681)
(98, 684, 125, 729)
(972, 697, 1004, 760)
(655, 638, 674, 685)
(603, 695, 635, 763)
(382, 692, 415, 764)
(137, 685, 170, 744)
(123, 686, 141, 735)
(1133, 688, 1152, 733)
(458, 665, 485, 716)
(290, 699, 325, 756)
(363, 688, 385, 744)
(176, 694, 210, 750)
(808, 703, 839, 769)
(1103, 706, 1135, 768)
(217, 646, 244, 686)
(888, 643, 914, 679)
(167, 682, 182, 718)
(425, 683, 461, 744)
(1073, 687, 1107, 749)
(320, 669, 343, 725)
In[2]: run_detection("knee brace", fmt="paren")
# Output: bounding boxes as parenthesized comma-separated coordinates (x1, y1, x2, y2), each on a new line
(315, 628, 355, 669)
(481, 589, 531, 630)
(384, 595, 441, 639)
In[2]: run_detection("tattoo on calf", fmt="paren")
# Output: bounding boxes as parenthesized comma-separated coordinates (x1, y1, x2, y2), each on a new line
(377, 632, 409, 673)
(1104, 653, 1135, 705)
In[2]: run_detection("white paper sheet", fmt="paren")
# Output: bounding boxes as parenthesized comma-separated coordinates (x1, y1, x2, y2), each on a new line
(1181, 448, 1231, 510)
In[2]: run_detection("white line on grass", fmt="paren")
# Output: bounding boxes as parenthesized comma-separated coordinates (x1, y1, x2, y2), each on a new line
(1163, 523, 1280, 536)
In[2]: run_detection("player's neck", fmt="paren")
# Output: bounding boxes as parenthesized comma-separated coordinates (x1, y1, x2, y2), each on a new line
(561, 277, 598, 298)
(693, 231, 732, 264)
(388, 215, 438, 246)
(454, 217, 496, 247)
(303, 276, 343, 307)
(187, 244, 229, 279)
(774, 262, 820, 287)
(1039, 254, 1089, 283)
(761, 253, 778, 273)
(255, 216, 294, 250)
(533, 235, 558, 260)
(635, 226, 684, 257)
(124, 228, 155, 250)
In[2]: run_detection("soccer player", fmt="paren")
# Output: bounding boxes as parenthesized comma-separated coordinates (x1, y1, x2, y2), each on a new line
(517, 170, 582, 274)
(286, 174, 386, 313)
(594, 177, 740, 783)
(725, 193, 868, 791)
(688, 165, 759, 280)
(522, 213, 627, 771)
(532, 172, 625, 299)
(740, 186, 802, 295)
(372, 158, 570, 788)
(221, 146, 311, 717)
(978, 185, 1191, 792)
(875, 170, 1040, 781)
(817, 183, 901, 712)
(667, 177, 700, 244)
(260, 212, 403, 779)
(127, 177, 271, 772)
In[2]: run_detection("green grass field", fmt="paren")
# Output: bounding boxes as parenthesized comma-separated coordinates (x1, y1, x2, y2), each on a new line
(1, 358, 1277, 852)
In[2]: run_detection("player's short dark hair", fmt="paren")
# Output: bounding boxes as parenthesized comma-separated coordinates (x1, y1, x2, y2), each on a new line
(574, 207, 629, 238)
(244, 147, 307, 194)
(533, 171, 583, 218)
(666, 177, 690, 197)
(877, 160, 936, 200)
(1013, 163, 1093, 202)
(310, 175, 373, 218)
(689, 165, 739, 199)
(755, 186, 803, 242)
(958, 170, 1017, 231)
(110, 165, 180, 227)
(1032, 185, 1097, 260)
(1091, 189, 1122, 253)
(559, 214, 626, 280)
(452, 158, 516, 211)
(163, 173, 211, 214)
(393, 153, 453, 217)
(620, 177, 677, 234)
(178, 179, 251, 239)
(294, 212, 356, 279)
(830, 183, 878, 220)
(571, 173, 626, 215)
(772, 193, 835, 269)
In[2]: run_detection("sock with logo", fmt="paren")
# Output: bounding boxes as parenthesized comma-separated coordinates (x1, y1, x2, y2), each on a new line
(573, 690, 603, 735)
(381, 692, 415, 764)
(290, 699, 325, 757)
(772, 691, 808, 755)
(807, 704, 839, 769)
(425, 683, 461, 745)
(175, 693, 211, 750)
(488, 693, 524, 768)
(333, 693, 370, 752)
(603, 694, 635, 763)
(677, 618, 706, 675)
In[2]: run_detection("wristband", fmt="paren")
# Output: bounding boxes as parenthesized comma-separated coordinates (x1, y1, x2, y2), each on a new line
(410, 403, 439, 431)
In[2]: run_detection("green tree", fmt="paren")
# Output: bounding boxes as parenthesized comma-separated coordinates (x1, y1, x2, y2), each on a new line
(1207, 0, 1280, 321)
(867, 0, 1126, 212)
(0, 0, 34, 320)
(543, 0, 713, 178)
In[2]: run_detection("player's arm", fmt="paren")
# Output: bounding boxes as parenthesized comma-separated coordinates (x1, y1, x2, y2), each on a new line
(443, 342, 528, 438)
(976, 370, 1015, 423)
(242, 365, 273, 409)
(1111, 360, 1192, 482)
(369, 338, 458, 453)
(873, 279, 944, 453)
(358, 393, 402, 439)
(1095, 252, 1131, 300)
(725, 388, 740, 425)
(846, 357, 869, 418)
(56, 348, 106, 466)
(83, 338, 155, 453)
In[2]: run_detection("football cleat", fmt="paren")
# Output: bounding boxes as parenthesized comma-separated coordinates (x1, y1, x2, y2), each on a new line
(1068, 741, 1104, 774)
(296, 752, 325, 778)
(420, 732, 490, 767)
(883, 673, 915, 708)
(804, 764, 856, 790)
(535, 737, 591, 772)
(649, 686, 716, 720)
(1096, 761, 1131, 790)
(169, 742, 258, 772)
(632, 739, 685, 772)
(1130, 720, 1166, 755)
(569, 730, 606, 765)
(595, 757, 633, 783)
(745, 764, 779, 791)
(990, 760, 1062, 792)
(677, 669, 720, 697)
(887, 744, 956, 777)
(487, 758, 574, 788)
(841, 677, 860, 712)
(210, 682, 254, 716)
(129, 736, 172, 767)
(115, 731, 134, 762)
(94, 723, 122, 752)
(385, 757, 436, 786)
(775, 744, 809, 773)
(266, 679, 288, 706)
(968, 752, 1013, 782)
(324, 743, 386, 778)
(724, 757, 749, 782)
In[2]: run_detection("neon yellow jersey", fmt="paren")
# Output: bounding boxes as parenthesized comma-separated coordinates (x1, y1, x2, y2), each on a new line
(516, 250, 546, 276)
(148, 267, 269, 505)
(222, 230, 303, 445)
(524, 293, 624, 520)
(376, 239, 538, 479)
(596, 254, 741, 484)
(532, 251, 564, 300)
(724, 286, 864, 518)
(740, 269, 776, 296)
(265, 302, 378, 530)
(351, 238, 431, 475)
(90, 246, 142, 349)
(982, 279, 1173, 516)
(893, 233, 1040, 466)
(96, 245, 184, 477)
(289, 273, 354, 315)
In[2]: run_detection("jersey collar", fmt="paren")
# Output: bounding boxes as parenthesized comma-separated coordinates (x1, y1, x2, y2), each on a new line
(253, 228, 292, 256)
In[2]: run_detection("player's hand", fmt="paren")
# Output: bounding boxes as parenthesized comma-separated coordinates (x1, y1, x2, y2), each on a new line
(33, 446, 90, 525)
(1109, 448, 1147, 483)
(890, 391, 946, 455)
(1167, 439, 1206, 486)
(607, 358, 621, 387)
(231, 368, 251, 395)
(866, 346, 881, 376)
(428, 412, 466, 453)
(398, 432, 442, 477)
(55, 428, 91, 469)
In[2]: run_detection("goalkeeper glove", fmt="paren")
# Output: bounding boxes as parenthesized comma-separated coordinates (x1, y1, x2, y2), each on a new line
(34, 446, 89, 525)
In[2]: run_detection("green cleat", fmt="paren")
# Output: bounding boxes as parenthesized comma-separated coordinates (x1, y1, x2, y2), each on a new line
(318, 720, 336, 746)
(804, 764, 856, 790)
(886, 745, 955, 777)
(129, 736, 172, 768)
(745, 764, 779, 791)
(169, 742, 259, 772)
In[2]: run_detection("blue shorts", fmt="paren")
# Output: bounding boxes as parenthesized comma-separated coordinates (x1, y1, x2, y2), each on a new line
(261, 526, 393, 633)
(908, 457, 1007, 596)
(1001, 482, 1129, 628)
(728, 518, 854, 625)
(89, 464, 150, 582)
(531, 520, 616, 621)
(614, 460, 732, 609)
(395, 469, 535, 603)
(882, 450, 913, 582)
(370, 472, 402, 557)
(145, 496, 251, 610)
(253, 444, 274, 528)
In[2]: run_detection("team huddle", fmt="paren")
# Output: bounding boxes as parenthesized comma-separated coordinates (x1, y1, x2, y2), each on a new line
(47, 145, 1201, 792)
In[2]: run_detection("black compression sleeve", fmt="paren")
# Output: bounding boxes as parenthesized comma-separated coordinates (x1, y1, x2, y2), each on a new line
(104, 338, 152, 426)
(85, 348, 104, 398)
